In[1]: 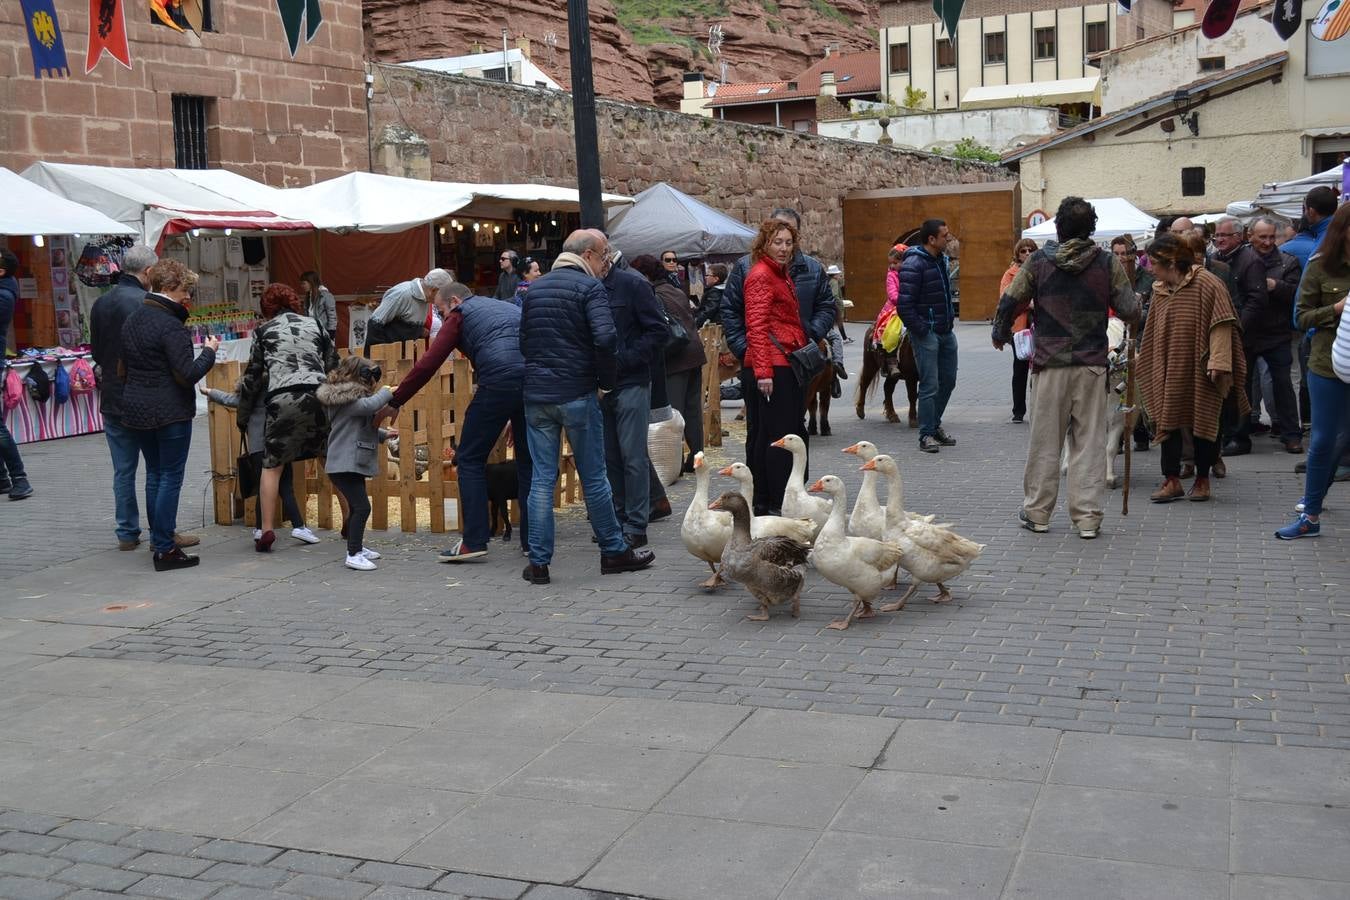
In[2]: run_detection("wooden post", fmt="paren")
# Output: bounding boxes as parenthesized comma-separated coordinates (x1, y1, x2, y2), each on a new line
(700, 324, 723, 448)
(205, 362, 242, 525)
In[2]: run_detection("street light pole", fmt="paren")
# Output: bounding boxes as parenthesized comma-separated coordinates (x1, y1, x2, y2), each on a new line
(567, 0, 604, 227)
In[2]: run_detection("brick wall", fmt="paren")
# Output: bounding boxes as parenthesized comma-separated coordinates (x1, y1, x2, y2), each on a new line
(0, 0, 367, 185)
(368, 64, 1008, 264)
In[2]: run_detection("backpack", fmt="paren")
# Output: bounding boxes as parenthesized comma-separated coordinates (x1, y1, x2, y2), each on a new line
(23, 364, 51, 403)
(54, 363, 71, 405)
(68, 358, 97, 395)
(2, 367, 22, 412)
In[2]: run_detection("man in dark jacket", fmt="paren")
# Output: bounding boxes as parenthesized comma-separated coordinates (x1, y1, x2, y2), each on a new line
(993, 197, 1140, 536)
(1236, 216, 1304, 453)
(694, 263, 726, 328)
(517, 229, 654, 584)
(383, 283, 533, 563)
(0, 249, 33, 500)
(721, 208, 838, 479)
(494, 251, 521, 301)
(601, 255, 669, 545)
(89, 244, 158, 545)
(896, 219, 958, 453)
(1211, 218, 1272, 457)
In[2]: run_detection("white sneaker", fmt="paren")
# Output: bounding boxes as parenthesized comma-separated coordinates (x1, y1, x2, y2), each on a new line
(360, 547, 381, 560)
(345, 553, 377, 571)
(252, 528, 262, 540)
(291, 527, 320, 545)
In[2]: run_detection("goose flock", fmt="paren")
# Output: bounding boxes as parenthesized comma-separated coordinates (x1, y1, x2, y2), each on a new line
(681, 438, 984, 629)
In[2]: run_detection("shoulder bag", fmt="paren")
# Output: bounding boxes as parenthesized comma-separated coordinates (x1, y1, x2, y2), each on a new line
(769, 332, 827, 388)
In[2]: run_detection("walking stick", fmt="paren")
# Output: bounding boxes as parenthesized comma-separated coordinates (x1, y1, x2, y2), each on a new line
(1122, 325, 1136, 516)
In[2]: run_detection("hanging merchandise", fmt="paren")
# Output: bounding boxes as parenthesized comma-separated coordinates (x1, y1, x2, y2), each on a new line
(275, 0, 324, 57)
(1312, 0, 1350, 41)
(225, 235, 245, 269)
(1270, 0, 1303, 38)
(932, 0, 963, 38)
(86, 0, 131, 73)
(197, 235, 225, 273)
(75, 243, 116, 287)
(20, 0, 70, 78)
(1201, 0, 1241, 38)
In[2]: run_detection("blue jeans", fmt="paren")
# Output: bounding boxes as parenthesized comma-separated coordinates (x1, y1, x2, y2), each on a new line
(1302, 372, 1350, 517)
(524, 394, 626, 565)
(601, 383, 651, 537)
(912, 330, 958, 438)
(103, 416, 142, 543)
(0, 415, 26, 486)
(458, 387, 532, 551)
(134, 420, 193, 554)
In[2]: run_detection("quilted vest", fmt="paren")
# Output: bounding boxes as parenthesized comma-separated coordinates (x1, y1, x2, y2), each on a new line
(458, 295, 524, 391)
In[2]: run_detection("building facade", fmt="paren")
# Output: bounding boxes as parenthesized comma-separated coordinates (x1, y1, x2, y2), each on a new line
(0, 0, 368, 185)
(878, 0, 1173, 111)
(683, 50, 882, 134)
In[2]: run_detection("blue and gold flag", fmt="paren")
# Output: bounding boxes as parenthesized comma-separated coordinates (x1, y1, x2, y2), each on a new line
(21, 0, 70, 78)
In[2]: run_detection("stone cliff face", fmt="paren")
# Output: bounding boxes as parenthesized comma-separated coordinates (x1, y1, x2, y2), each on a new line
(363, 0, 880, 109)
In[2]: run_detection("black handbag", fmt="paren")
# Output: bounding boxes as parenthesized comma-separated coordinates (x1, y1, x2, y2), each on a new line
(660, 304, 691, 357)
(769, 333, 828, 388)
(236, 433, 261, 499)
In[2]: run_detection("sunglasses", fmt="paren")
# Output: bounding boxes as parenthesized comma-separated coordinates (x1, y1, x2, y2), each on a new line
(662, 257, 677, 263)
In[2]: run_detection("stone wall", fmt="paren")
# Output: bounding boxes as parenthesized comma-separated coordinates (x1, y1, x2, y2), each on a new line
(369, 64, 1008, 263)
(0, 0, 368, 185)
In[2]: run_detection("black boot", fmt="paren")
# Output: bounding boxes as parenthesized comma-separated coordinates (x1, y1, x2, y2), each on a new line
(601, 546, 655, 574)
(153, 546, 200, 572)
(521, 563, 550, 585)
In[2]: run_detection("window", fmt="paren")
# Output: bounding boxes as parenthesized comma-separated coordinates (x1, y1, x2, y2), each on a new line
(1198, 56, 1225, 72)
(889, 42, 910, 74)
(171, 95, 210, 170)
(151, 0, 212, 32)
(482, 67, 508, 82)
(984, 31, 1006, 64)
(1085, 21, 1108, 54)
(1182, 166, 1206, 197)
(936, 38, 956, 69)
(792, 119, 811, 132)
(1034, 27, 1056, 59)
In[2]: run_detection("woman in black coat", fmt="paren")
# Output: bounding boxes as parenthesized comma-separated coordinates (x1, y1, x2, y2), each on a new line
(633, 254, 707, 474)
(119, 259, 219, 571)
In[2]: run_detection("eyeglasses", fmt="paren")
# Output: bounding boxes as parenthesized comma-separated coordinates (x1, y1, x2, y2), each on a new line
(499, 256, 512, 261)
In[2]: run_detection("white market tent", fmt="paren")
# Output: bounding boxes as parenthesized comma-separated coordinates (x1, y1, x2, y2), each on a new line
(606, 182, 756, 257)
(1022, 197, 1159, 245)
(1, 167, 137, 237)
(22, 162, 313, 247)
(1226, 163, 1344, 220)
(22, 164, 634, 244)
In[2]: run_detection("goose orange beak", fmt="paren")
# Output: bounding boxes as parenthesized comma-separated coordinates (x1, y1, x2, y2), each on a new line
(693, 454, 704, 469)
(807, 478, 825, 493)
(842, 444, 860, 455)
(770, 438, 786, 448)
(860, 459, 876, 471)
(717, 465, 735, 476)
(708, 498, 723, 510)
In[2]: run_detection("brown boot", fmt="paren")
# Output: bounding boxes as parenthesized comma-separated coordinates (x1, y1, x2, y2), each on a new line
(1212, 457, 1227, 479)
(1150, 477, 1185, 503)
(1180, 463, 1195, 479)
(1187, 476, 1211, 502)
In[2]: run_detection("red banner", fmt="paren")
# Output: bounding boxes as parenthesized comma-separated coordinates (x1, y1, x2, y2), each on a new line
(86, 0, 131, 73)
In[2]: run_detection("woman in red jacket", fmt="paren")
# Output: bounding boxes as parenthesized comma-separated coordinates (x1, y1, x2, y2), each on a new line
(743, 218, 810, 514)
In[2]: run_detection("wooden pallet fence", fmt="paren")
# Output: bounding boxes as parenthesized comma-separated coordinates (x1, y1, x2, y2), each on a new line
(205, 340, 578, 533)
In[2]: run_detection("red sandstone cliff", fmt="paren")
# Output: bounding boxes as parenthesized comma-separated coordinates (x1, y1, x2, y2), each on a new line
(362, 0, 880, 108)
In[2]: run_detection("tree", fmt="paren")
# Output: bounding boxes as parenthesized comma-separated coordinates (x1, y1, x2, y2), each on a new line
(902, 85, 927, 111)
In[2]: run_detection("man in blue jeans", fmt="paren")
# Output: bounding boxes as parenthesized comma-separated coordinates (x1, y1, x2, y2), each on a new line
(601, 255, 668, 546)
(381, 282, 534, 563)
(90, 245, 168, 546)
(517, 229, 655, 584)
(895, 219, 959, 453)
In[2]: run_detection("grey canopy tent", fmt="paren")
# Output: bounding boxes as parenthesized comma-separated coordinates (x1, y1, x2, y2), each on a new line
(607, 182, 756, 258)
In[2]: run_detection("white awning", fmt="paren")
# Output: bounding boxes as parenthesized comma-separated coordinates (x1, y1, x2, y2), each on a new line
(962, 76, 1100, 110)
(0, 167, 136, 237)
(1021, 197, 1158, 245)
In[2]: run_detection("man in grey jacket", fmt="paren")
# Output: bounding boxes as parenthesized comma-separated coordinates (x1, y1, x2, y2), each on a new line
(365, 268, 453, 351)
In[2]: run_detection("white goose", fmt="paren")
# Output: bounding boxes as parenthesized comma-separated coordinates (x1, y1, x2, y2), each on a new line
(771, 433, 830, 537)
(865, 454, 985, 608)
(842, 441, 886, 538)
(681, 452, 731, 589)
(807, 475, 905, 630)
(717, 463, 818, 545)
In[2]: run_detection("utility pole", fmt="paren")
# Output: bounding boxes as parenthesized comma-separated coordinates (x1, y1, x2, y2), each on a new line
(567, 0, 604, 227)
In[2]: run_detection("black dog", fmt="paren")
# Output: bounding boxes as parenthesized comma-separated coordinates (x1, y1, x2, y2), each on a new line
(487, 460, 518, 541)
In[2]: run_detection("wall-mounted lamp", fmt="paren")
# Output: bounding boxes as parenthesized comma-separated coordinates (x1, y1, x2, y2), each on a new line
(473, 222, 480, 232)
(1178, 111, 1199, 136)
(224, 228, 232, 236)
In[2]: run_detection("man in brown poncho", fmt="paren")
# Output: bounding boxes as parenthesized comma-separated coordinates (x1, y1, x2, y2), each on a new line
(1138, 232, 1249, 502)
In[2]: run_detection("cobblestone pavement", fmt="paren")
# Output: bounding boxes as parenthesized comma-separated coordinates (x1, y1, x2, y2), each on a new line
(9, 325, 1342, 748)
(0, 809, 644, 900)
